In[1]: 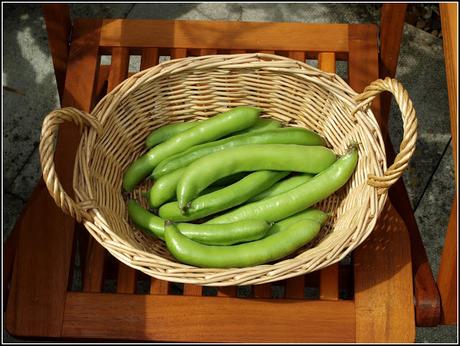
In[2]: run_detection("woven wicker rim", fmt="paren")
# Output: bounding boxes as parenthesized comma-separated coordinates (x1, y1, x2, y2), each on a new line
(39, 53, 417, 286)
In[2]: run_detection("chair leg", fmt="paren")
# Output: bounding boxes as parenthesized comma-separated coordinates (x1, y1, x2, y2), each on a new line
(437, 195, 457, 324)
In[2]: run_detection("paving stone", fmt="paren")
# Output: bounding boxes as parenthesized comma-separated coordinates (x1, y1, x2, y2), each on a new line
(3, 4, 60, 188)
(414, 143, 455, 279)
(3, 193, 25, 241)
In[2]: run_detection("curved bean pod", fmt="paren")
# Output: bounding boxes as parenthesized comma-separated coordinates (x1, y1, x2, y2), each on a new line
(123, 106, 261, 191)
(158, 170, 289, 221)
(164, 218, 322, 268)
(248, 173, 315, 202)
(128, 200, 270, 245)
(152, 127, 326, 179)
(267, 208, 330, 236)
(145, 121, 200, 148)
(233, 117, 283, 135)
(177, 144, 337, 211)
(206, 145, 358, 224)
(149, 167, 185, 208)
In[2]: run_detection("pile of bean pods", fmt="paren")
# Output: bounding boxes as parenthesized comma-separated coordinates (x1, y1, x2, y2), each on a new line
(124, 106, 358, 269)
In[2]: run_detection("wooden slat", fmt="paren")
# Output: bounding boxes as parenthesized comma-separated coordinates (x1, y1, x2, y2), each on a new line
(150, 279, 170, 295)
(107, 47, 129, 91)
(168, 48, 203, 297)
(438, 2, 458, 325)
(378, 4, 408, 124)
(100, 19, 349, 53)
(171, 48, 187, 59)
(253, 283, 272, 298)
(216, 286, 237, 297)
(42, 4, 71, 104)
(82, 238, 106, 292)
(317, 52, 339, 301)
(62, 292, 355, 342)
(283, 50, 308, 299)
(106, 46, 139, 294)
(140, 48, 159, 70)
(6, 19, 102, 338)
(437, 195, 457, 324)
(94, 65, 110, 105)
(139, 47, 173, 295)
(349, 24, 415, 343)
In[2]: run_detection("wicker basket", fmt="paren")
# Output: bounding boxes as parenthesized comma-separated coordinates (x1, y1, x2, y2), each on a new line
(39, 53, 417, 286)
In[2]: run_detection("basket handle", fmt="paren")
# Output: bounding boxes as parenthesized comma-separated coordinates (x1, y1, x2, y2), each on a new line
(351, 77, 418, 195)
(39, 107, 102, 223)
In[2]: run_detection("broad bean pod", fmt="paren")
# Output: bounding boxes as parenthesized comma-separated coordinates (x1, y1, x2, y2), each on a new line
(248, 173, 315, 202)
(153, 127, 326, 179)
(145, 121, 200, 148)
(177, 144, 337, 211)
(123, 106, 261, 191)
(164, 218, 323, 268)
(128, 200, 270, 246)
(267, 208, 330, 236)
(207, 145, 358, 224)
(158, 170, 289, 221)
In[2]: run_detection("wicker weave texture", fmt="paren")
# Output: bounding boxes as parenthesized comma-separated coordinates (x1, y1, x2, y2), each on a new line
(39, 53, 417, 286)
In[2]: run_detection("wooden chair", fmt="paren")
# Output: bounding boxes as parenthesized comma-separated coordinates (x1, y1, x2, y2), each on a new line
(4, 3, 447, 342)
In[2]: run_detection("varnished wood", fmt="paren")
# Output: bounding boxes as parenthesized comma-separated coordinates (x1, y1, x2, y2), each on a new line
(6, 19, 102, 338)
(440, 3, 458, 169)
(253, 283, 272, 298)
(216, 286, 237, 297)
(354, 201, 416, 342)
(349, 24, 415, 342)
(318, 52, 340, 301)
(438, 3, 458, 325)
(62, 292, 355, 342)
(437, 195, 457, 324)
(150, 279, 170, 295)
(140, 48, 159, 70)
(379, 4, 408, 124)
(42, 4, 71, 104)
(100, 19, 349, 53)
(106, 46, 139, 294)
(82, 238, 106, 293)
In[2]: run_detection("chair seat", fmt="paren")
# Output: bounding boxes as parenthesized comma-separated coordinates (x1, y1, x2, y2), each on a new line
(5, 17, 418, 342)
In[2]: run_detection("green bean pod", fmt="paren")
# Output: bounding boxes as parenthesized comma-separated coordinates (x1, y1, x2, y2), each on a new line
(207, 145, 358, 224)
(177, 144, 337, 211)
(145, 121, 200, 148)
(149, 167, 185, 208)
(267, 208, 331, 236)
(123, 106, 262, 192)
(248, 173, 315, 202)
(152, 127, 326, 179)
(164, 218, 323, 268)
(149, 169, 250, 208)
(158, 171, 289, 221)
(127, 200, 270, 245)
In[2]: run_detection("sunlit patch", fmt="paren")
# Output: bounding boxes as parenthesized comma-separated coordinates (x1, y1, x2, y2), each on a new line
(16, 27, 53, 84)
